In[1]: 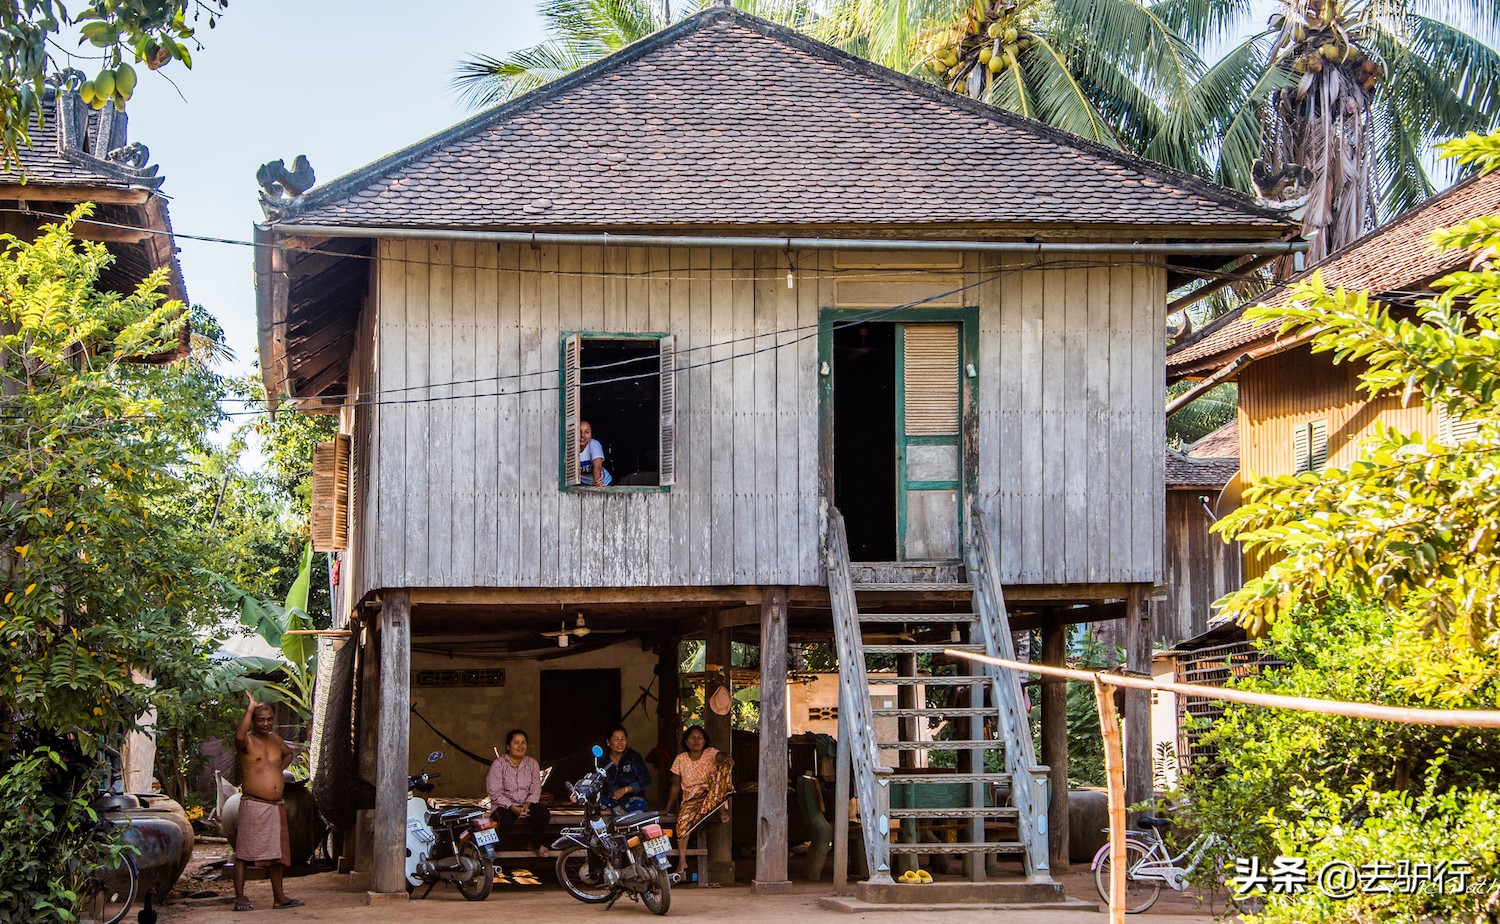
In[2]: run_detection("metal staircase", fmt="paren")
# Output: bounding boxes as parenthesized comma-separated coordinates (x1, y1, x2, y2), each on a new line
(825, 506, 1056, 899)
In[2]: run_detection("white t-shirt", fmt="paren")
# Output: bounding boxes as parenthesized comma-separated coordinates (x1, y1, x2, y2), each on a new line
(578, 439, 613, 485)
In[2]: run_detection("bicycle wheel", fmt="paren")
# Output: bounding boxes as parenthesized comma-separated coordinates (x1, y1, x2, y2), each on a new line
(1094, 840, 1161, 914)
(80, 854, 137, 924)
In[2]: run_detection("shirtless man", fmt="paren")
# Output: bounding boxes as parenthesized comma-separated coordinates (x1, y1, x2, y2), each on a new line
(232, 692, 302, 911)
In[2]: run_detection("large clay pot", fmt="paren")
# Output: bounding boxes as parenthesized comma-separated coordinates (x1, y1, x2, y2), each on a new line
(105, 804, 192, 902)
(221, 772, 325, 867)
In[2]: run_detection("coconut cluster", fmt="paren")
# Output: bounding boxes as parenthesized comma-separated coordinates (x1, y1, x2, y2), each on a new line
(1273, 0, 1382, 95)
(921, 1, 1034, 91)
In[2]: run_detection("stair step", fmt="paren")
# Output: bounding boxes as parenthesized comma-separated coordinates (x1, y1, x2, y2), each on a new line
(876, 739, 1002, 749)
(889, 806, 1018, 819)
(886, 772, 1011, 785)
(863, 644, 986, 656)
(857, 613, 977, 624)
(871, 707, 995, 718)
(854, 583, 973, 593)
(888, 841, 1025, 855)
(870, 675, 992, 686)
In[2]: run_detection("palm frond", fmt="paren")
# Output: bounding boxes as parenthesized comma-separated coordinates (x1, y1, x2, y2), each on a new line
(452, 42, 595, 110)
(1000, 35, 1119, 147)
(1149, 0, 1254, 50)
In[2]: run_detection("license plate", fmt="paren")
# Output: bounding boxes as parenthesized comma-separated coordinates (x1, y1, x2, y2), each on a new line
(474, 828, 498, 846)
(642, 835, 671, 857)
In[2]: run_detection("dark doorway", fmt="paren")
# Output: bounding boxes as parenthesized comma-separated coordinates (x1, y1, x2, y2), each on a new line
(833, 323, 896, 560)
(581, 339, 660, 485)
(540, 668, 621, 764)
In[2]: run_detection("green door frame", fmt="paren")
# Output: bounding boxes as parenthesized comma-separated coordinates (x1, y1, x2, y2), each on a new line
(818, 306, 980, 561)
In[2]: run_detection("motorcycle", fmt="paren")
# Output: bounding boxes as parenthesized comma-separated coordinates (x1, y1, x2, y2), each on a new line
(553, 745, 674, 915)
(404, 750, 497, 901)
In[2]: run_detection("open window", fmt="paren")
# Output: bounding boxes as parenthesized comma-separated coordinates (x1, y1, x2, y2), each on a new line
(561, 333, 676, 489)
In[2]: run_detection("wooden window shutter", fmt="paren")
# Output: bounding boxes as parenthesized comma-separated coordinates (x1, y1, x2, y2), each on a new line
(563, 334, 581, 486)
(658, 334, 677, 486)
(1309, 419, 1328, 471)
(903, 324, 960, 436)
(1439, 406, 1481, 445)
(1292, 423, 1310, 473)
(311, 434, 350, 551)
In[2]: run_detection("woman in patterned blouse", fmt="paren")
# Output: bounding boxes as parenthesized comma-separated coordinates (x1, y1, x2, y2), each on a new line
(663, 725, 733, 876)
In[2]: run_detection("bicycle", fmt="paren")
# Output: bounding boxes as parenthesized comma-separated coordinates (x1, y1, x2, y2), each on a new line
(1091, 815, 1242, 914)
(79, 814, 138, 924)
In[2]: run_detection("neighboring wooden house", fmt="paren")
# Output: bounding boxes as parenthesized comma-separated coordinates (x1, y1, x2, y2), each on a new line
(2, 72, 187, 792)
(1167, 168, 1500, 580)
(1159, 423, 1241, 645)
(254, 6, 1295, 895)
(3, 71, 187, 325)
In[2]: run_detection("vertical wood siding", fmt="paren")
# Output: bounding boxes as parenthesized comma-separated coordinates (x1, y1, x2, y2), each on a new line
(1238, 344, 1441, 580)
(351, 242, 1165, 595)
(1160, 489, 1241, 644)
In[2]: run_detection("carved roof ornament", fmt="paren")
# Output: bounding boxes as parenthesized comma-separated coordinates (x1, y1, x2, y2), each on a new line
(257, 155, 315, 218)
(1251, 159, 1314, 219)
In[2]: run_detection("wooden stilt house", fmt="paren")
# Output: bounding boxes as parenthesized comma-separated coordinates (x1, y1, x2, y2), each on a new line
(254, 5, 1296, 900)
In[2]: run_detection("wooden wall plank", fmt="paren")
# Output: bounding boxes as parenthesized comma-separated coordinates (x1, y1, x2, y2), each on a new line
(996, 258, 1023, 578)
(537, 244, 566, 584)
(732, 249, 760, 581)
(376, 239, 406, 589)
(1017, 268, 1045, 581)
(427, 241, 454, 585)
(559, 245, 588, 586)
(514, 243, 540, 584)
(976, 258, 1002, 528)
(1107, 263, 1132, 584)
(774, 251, 800, 584)
(709, 248, 735, 583)
(402, 243, 431, 586)
(1085, 261, 1111, 582)
(1041, 263, 1066, 581)
(688, 247, 713, 583)
(450, 241, 478, 584)
(798, 251, 824, 583)
(474, 242, 502, 585)
(1063, 266, 1089, 584)
(667, 247, 694, 582)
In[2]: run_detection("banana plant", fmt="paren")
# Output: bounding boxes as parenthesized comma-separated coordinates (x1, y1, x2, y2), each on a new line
(206, 543, 317, 719)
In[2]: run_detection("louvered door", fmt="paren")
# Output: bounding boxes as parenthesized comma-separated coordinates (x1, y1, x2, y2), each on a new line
(896, 324, 962, 559)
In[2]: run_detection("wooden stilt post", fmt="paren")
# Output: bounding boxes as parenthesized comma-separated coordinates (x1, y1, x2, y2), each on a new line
(1041, 620, 1070, 871)
(370, 590, 410, 899)
(656, 634, 680, 806)
(705, 615, 735, 886)
(1094, 676, 1127, 924)
(753, 587, 793, 894)
(1123, 584, 1152, 814)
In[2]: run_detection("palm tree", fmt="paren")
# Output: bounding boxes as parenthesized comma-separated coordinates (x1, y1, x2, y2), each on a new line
(1184, 0, 1500, 262)
(453, 0, 817, 110)
(815, 0, 1231, 176)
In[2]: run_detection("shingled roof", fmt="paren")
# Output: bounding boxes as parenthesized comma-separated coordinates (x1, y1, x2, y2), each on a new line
(268, 7, 1288, 234)
(1166, 169, 1500, 380)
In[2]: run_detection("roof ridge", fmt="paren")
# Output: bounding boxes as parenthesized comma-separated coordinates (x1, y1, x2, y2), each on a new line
(279, 6, 1285, 226)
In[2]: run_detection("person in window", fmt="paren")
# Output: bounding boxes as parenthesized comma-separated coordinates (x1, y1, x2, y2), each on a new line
(578, 420, 613, 486)
(600, 726, 651, 815)
(487, 728, 551, 857)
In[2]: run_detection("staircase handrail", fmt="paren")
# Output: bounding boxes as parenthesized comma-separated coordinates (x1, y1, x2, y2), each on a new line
(825, 508, 894, 883)
(966, 502, 1053, 882)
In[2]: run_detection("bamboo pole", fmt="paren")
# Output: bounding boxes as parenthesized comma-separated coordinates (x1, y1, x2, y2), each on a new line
(1094, 676, 1126, 924)
(946, 651, 1500, 728)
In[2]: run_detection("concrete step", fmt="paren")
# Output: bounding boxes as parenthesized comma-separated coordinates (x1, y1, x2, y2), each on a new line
(824, 879, 1093, 911)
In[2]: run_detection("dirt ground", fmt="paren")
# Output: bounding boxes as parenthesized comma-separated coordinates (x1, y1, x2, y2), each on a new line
(156, 842, 1236, 923)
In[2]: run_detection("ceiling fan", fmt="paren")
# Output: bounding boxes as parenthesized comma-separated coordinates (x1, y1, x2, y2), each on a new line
(540, 613, 626, 647)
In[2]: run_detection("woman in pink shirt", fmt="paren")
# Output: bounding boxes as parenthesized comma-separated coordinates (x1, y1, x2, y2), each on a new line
(663, 725, 733, 875)
(487, 728, 551, 857)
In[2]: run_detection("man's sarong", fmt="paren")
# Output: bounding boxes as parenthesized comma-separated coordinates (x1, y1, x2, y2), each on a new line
(236, 794, 291, 867)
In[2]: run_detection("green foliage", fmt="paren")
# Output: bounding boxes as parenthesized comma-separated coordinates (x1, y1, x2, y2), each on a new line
(1166, 382, 1236, 447)
(1064, 627, 1116, 787)
(1179, 601, 1500, 923)
(1215, 133, 1500, 696)
(0, 0, 228, 169)
(0, 746, 111, 921)
(0, 209, 215, 917)
(208, 544, 319, 720)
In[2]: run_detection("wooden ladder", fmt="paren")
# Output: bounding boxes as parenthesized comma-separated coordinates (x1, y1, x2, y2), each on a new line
(826, 507, 1053, 888)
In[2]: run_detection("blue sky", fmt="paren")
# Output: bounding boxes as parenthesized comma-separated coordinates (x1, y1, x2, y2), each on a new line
(72, 1, 546, 388)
